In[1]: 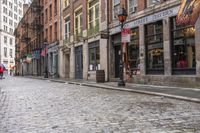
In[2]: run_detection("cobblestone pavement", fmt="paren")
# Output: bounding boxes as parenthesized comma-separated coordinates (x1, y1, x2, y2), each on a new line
(0, 77, 200, 133)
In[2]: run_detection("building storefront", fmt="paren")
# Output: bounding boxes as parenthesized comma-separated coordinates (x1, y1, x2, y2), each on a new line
(48, 42, 59, 78)
(109, 4, 200, 87)
(170, 17, 196, 75)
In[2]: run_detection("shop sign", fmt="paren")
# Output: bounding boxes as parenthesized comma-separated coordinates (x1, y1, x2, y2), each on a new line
(122, 28, 131, 43)
(177, 0, 200, 25)
(110, 6, 179, 35)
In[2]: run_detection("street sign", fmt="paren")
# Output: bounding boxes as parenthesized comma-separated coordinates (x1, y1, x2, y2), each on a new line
(122, 28, 131, 43)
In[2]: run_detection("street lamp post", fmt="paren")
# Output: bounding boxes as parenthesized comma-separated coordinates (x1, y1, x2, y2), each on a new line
(117, 7, 127, 87)
(43, 40, 48, 78)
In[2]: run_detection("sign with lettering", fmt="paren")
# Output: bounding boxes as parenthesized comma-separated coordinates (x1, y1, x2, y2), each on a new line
(110, 6, 180, 35)
(176, 0, 200, 25)
(122, 28, 131, 43)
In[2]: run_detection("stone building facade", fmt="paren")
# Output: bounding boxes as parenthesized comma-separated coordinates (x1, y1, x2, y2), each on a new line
(109, 0, 200, 87)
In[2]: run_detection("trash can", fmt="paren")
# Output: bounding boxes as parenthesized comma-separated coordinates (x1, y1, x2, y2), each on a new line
(96, 70, 105, 83)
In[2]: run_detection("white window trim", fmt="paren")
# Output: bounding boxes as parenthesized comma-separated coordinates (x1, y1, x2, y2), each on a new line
(128, 0, 138, 14)
(88, 0, 99, 29)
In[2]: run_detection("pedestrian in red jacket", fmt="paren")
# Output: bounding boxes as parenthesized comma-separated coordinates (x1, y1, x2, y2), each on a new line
(0, 66, 4, 79)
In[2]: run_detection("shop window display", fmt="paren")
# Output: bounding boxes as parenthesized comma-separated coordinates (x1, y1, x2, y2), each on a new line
(171, 17, 196, 74)
(88, 41, 100, 71)
(145, 21, 164, 74)
(128, 28, 140, 75)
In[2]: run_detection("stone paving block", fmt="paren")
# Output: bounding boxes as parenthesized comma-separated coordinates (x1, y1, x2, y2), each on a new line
(0, 77, 200, 133)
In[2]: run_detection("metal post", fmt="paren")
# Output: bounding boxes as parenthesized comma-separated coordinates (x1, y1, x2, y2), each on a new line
(118, 22, 125, 86)
(44, 46, 48, 78)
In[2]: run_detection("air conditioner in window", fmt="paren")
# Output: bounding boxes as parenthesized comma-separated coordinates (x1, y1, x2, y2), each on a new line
(129, 6, 136, 13)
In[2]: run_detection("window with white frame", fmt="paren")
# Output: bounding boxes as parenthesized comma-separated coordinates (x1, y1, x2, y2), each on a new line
(149, 0, 161, 6)
(113, 0, 120, 18)
(3, 7, 7, 14)
(4, 47, 7, 57)
(75, 8, 83, 36)
(10, 38, 12, 45)
(88, 0, 99, 34)
(10, 49, 13, 58)
(4, 36, 7, 44)
(64, 17, 70, 42)
(129, 0, 137, 13)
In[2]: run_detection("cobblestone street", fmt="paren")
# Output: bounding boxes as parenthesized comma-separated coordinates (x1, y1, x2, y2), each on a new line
(0, 77, 200, 133)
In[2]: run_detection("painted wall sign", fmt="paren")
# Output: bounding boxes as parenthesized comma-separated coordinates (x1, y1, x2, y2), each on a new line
(177, 0, 200, 25)
(110, 6, 180, 35)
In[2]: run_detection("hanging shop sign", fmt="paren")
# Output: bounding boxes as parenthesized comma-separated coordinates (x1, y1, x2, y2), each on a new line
(26, 54, 32, 63)
(122, 28, 131, 43)
(110, 6, 179, 35)
(176, 0, 200, 25)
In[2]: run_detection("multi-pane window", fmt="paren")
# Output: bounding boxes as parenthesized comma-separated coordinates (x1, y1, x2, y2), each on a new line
(9, 19, 13, 26)
(171, 17, 196, 74)
(10, 49, 13, 58)
(19, 9, 22, 15)
(14, 22, 17, 28)
(128, 28, 140, 74)
(10, 38, 12, 45)
(14, 0, 17, 4)
(75, 8, 83, 36)
(9, 2, 13, 9)
(145, 21, 164, 74)
(54, 0, 57, 15)
(4, 47, 7, 57)
(54, 22, 57, 41)
(3, 7, 7, 14)
(3, 0, 7, 5)
(3, 16, 7, 23)
(9, 11, 13, 17)
(88, 0, 99, 35)
(9, 28, 13, 34)
(45, 9, 48, 23)
(46, 29, 48, 41)
(64, 17, 70, 42)
(14, 14, 17, 20)
(4, 25, 8, 32)
(4, 36, 7, 44)
(49, 4, 52, 19)
(50, 26, 52, 42)
(64, 0, 70, 7)
(14, 6, 17, 12)
(113, 0, 120, 18)
(88, 41, 100, 71)
(129, 0, 138, 13)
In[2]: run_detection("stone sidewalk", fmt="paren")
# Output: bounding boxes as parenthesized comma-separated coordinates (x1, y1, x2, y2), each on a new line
(25, 76, 200, 103)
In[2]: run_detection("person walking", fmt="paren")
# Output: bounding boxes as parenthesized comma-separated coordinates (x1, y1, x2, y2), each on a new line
(0, 65, 4, 79)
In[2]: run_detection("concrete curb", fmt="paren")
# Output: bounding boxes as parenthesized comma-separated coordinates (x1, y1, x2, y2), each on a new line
(24, 76, 200, 103)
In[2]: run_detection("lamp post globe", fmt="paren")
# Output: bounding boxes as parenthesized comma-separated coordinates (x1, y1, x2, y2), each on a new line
(117, 7, 127, 87)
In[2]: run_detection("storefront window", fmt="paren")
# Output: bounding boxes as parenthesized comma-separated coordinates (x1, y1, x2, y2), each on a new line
(171, 17, 196, 74)
(128, 28, 139, 74)
(88, 41, 100, 71)
(145, 21, 164, 74)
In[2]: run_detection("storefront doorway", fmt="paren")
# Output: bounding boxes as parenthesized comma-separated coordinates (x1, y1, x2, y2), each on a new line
(75, 46, 83, 79)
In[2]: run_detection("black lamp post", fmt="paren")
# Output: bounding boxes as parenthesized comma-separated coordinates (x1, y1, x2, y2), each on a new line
(43, 40, 48, 78)
(117, 7, 127, 87)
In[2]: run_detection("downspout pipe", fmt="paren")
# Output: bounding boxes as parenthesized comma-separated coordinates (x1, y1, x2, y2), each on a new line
(106, 0, 110, 81)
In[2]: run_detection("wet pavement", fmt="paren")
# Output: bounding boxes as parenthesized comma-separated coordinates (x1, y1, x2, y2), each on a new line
(0, 76, 200, 133)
